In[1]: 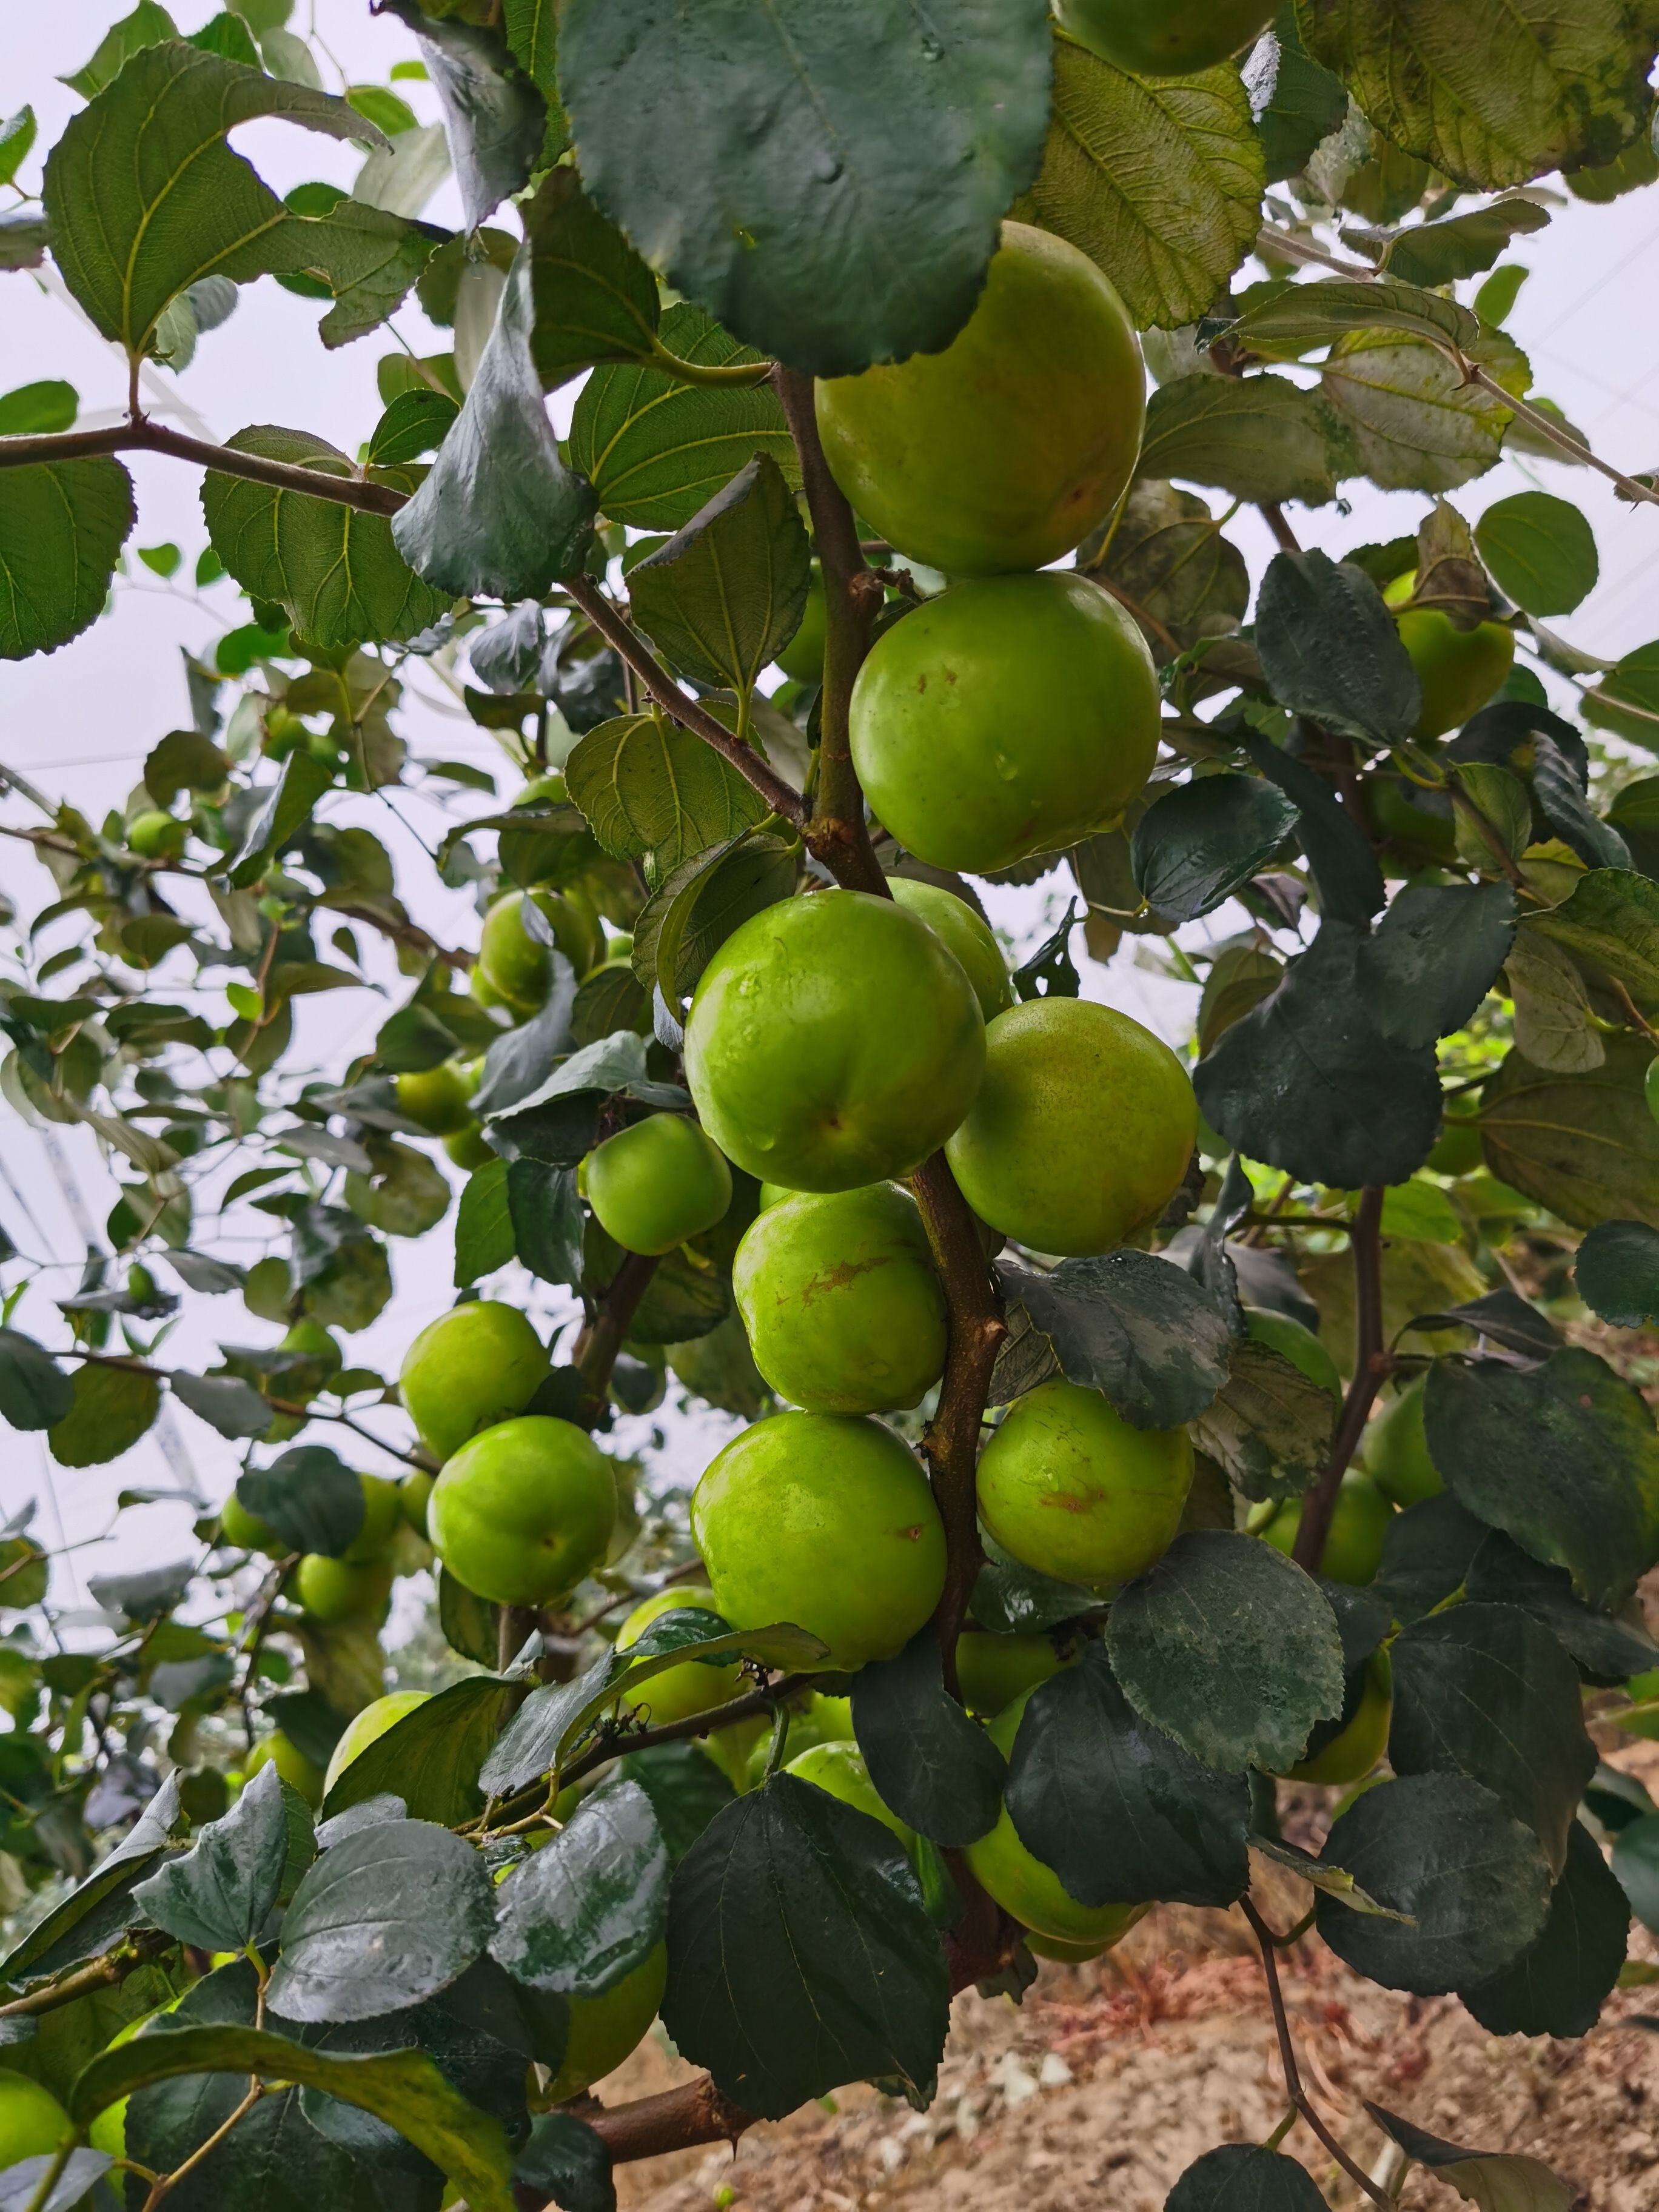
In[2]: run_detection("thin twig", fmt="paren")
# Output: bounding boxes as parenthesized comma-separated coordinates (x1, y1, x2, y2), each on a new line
(1459, 361, 1659, 505)
(0, 420, 406, 517)
(1259, 503, 1302, 554)
(139, 2079, 263, 2210)
(1293, 1187, 1387, 1574)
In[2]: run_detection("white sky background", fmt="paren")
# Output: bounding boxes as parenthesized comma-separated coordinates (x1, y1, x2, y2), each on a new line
(2, 2, 1659, 1608)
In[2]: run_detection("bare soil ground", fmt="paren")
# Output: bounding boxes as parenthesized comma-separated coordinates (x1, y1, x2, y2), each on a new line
(593, 1733, 1659, 2212)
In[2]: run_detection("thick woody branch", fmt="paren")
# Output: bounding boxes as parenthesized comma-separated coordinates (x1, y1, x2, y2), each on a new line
(1292, 1186, 1387, 1573)
(0, 418, 407, 517)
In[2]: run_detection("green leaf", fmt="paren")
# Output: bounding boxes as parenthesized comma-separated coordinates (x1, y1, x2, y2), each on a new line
(1195, 921, 1443, 1189)
(0, 1774, 182, 1985)
(521, 165, 659, 388)
(391, 241, 597, 602)
(1365, 2102, 1575, 2212)
(1424, 1349, 1659, 1612)
(571, 964, 651, 1048)
(1188, 1335, 1336, 1503)
(1466, 1527, 1659, 1680)
(47, 1361, 160, 1467)
(662, 1773, 950, 2117)
(0, 458, 135, 662)
(438, 1567, 501, 1670)
(294, 196, 443, 349)
(0, 1330, 75, 1430)
(506, 1158, 584, 1289)
(490, 1781, 669, 1996)
(321, 1676, 520, 1828)
(631, 831, 799, 1008)
(44, 42, 384, 356)
(1105, 1530, 1344, 1774)
(1583, 640, 1659, 745)
(1577, 1219, 1659, 1327)
(560, 0, 1054, 377)
(1374, 198, 1552, 287)
(502, 0, 569, 166)
(230, 748, 333, 888)
(994, 1251, 1231, 1429)
(1254, 549, 1420, 748)
(1004, 1644, 1249, 1908)
(238, 1446, 366, 1558)
(1231, 274, 1480, 355)
(1502, 929, 1605, 1075)
(367, 389, 458, 466)
(570, 304, 797, 531)
(1139, 372, 1339, 506)
(628, 456, 811, 698)
(203, 427, 445, 652)
(144, 728, 228, 802)
(1316, 1772, 1552, 1995)
(1461, 1822, 1629, 2038)
(0, 109, 38, 192)
(1529, 865, 1659, 1000)
(1167, 2145, 1330, 2211)
(344, 1139, 450, 1238)
(1479, 1034, 1659, 1230)
(1130, 773, 1299, 924)
(1389, 1603, 1595, 1873)
(1296, 0, 1659, 190)
(849, 1627, 1005, 1848)
(61, 3, 179, 99)
(514, 2113, 614, 2212)
(376, 0, 545, 232)
(455, 1156, 514, 1287)
(1322, 331, 1512, 492)
(1253, 12, 1347, 184)
(1363, 882, 1518, 1050)
(614, 1743, 736, 1868)
(1084, 478, 1248, 655)
(131, 1762, 304, 1952)
(266, 1817, 497, 2023)
(1015, 33, 1264, 331)
(71, 2019, 517, 2212)
(566, 712, 769, 873)
(0, 380, 75, 435)
(1476, 491, 1598, 618)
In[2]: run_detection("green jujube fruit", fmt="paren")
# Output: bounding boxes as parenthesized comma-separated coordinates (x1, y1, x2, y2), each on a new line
(341, 1472, 402, 1564)
(945, 999, 1196, 1256)
(246, 1729, 327, 1807)
(614, 1586, 743, 1727)
(1261, 1472, 1394, 1586)
(955, 1627, 1071, 1718)
(1243, 1307, 1342, 1401)
(732, 1183, 947, 1414)
(584, 1116, 732, 1256)
(429, 1415, 616, 1606)
(394, 1059, 478, 1136)
(323, 1689, 432, 1795)
(887, 877, 1014, 1020)
(774, 562, 826, 682)
(444, 1123, 497, 1171)
(1282, 1654, 1392, 1786)
(294, 1552, 394, 1623)
(814, 222, 1144, 577)
(1364, 1375, 1443, 1507)
(1053, 0, 1274, 74)
(477, 888, 597, 1010)
(400, 1469, 435, 1535)
(786, 1740, 915, 1855)
(965, 1692, 1144, 1946)
(0, 2068, 73, 2168)
(850, 571, 1159, 875)
(692, 1412, 947, 1670)
(221, 1491, 279, 1552)
(684, 891, 985, 1193)
(976, 1376, 1193, 1590)
(543, 1942, 667, 2103)
(398, 1300, 549, 1463)
(1384, 572, 1515, 740)
(129, 809, 187, 859)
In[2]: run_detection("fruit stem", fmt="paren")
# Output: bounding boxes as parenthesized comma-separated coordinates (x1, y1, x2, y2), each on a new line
(1291, 1186, 1390, 1575)
(770, 367, 890, 898)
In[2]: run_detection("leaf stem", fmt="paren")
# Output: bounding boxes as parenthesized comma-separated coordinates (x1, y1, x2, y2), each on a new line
(647, 337, 776, 389)
(0, 420, 406, 518)
(1291, 1186, 1387, 1574)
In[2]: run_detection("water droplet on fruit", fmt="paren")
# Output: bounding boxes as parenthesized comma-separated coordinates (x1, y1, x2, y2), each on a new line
(919, 32, 943, 59)
(993, 752, 1018, 782)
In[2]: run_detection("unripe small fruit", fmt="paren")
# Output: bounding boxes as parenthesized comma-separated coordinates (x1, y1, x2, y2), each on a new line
(1364, 1376, 1442, 1507)
(444, 1122, 497, 1171)
(1384, 571, 1515, 740)
(955, 1628, 1071, 1718)
(786, 1740, 914, 1856)
(543, 1942, 666, 2103)
(478, 888, 597, 1009)
(128, 809, 187, 859)
(246, 1729, 326, 1807)
(1243, 1307, 1341, 1402)
(775, 563, 826, 683)
(394, 1060, 477, 1136)
(342, 1472, 403, 1564)
(0, 2068, 75, 2170)
(1260, 1472, 1394, 1586)
(400, 1469, 435, 1537)
(399, 1300, 548, 1463)
(429, 1415, 615, 1606)
(323, 1689, 431, 1795)
(886, 878, 1013, 1021)
(221, 1490, 279, 1553)
(1053, 0, 1275, 75)
(613, 1586, 742, 1727)
(295, 1552, 393, 1623)
(584, 1117, 732, 1256)
(1282, 1654, 1392, 1785)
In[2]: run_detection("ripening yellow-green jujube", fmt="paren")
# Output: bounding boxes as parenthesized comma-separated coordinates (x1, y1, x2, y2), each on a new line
(976, 1376, 1193, 1591)
(394, 1059, 477, 1136)
(614, 1586, 743, 1727)
(786, 1740, 915, 1856)
(444, 1123, 497, 1171)
(583, 1116, 732, 1256)
(692, 1412, 947, 1670)
(1364, 1376, 1443, 1507)
(850, 572, 1160, 876)
(341, 1472, 402, 1564)
(945, 999, 1196, 1256)
(246, 1729, 326, 1807)
(732, 1183, 947, 1415)
(295, 1552, 393, 1623)
(221, 1490, 278, 1553)
(955, 1627, 1071, 1718)
(0, 2071, 72, 2169)
(400, 1469, 435, 1536)
(814, 221, 1144, 576)
(129, 808, 187, 859)
(1053, 0, 1275, 75)
(1281, 1654, 1392, 1785)
(543, 1942, 667, 2103)
(429, 1415, 615, 1606)
(477, 887, 597, 1010)
(86, 1997, 186, 2161)
(1243, 1307, 1342, 1402)
(1025, 1928, 1124, 1963)
(743, 1692, 854, 1788)
(1618, 1665, 1659, 1741)
(323, 1689, 432, 1795)
(684, 891, 985, 1193)
(1361, 765, 1458, 865)
(1384, 572, 1515, 740)
(398, 1299, 549, 1464)
(887, 877, 1014, 1021)
(965, 1692, 1143, 1946)
(775, 562, 827, 683)
(1260, 1472, 1395, 1586)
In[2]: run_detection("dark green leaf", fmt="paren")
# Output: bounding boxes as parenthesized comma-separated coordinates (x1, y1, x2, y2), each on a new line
(1365, 2103, 1575, 2212)
(629, 456, 811, 697)
(1475, 491, 1598, 617)
(132, 1762, 301, 1952)
(631, 831, 799, 1009)
(438, 1567, 501, 1670)
(454, 1157, 514, 1287)
(230, 749, 334, 886)
(1317, 1774, 1553, 1996)
(0, 1330, 75, 1430)
(1424, 1350, 1659, 1611)
(0, 1775, 181, 1985)
(970, 1535, 1099, 1636)
(571, 964, 650, 1048)
(1139, 374, 1338, 507)
(1252, 12, 1347, 184)
(1372, 1494, 1495, 1625)
(1166, 2143, 1330, 2211)
(1389, 1603, 1595, 1872)
(1614, 1809, 1659, 1939)
(1362, 882, 1518, 1050)
(1188, 1335, 1335, 1503)
(264, 1690, 349, 1774)
(490, 1781, 669, 1996)
(377, 0, 544, 231)
(321, 1677, 520, 1827)
(1231, 274, 1479, 355)
(506, 1158, 583, 1289)
(239, 1447, 365, 1559)
(850, 1629, 1005, 1848)
(662, 1774, 950, 2117)
(521, 165, 659, 387)
(1479, 1035, 1659, 1230)
(87, 1560, 192, 1620)
(366, 389, 458, 466)
(565, 712, 768, 871)
(392, 240, 597, 600)
(1195, 921, 1442, 1188)
(514, 2112, 615, 2212)
(1005, 1645, 1249, 1908)
(1465, 1530, 1659, 1681)
(1378, 198, 1551, 286)
(996, 1252, 1230, 1429)
(1011, 900, 1081, 1001)
(267, 1818, 496, 2023)
(613, 1743, 736, 1867)
(48, 1361, 160, 1467)
(1084, 477, 1250, 656)
(560, 0, 1053, 377)
(144, 728, 228, 802)
(0, 458, 134, 661)
(170, 1372, 273, 1439)
(1254, 549, 1421, 749)
(61, 3, 178, 99)
(1461, 1822, 1628, 2038)
(0, 107, 36, 194)
(1129, 773, 1299, 925)
(569, 304, 797, 532)
(1105, 1530, 1344, 1774)
(1239, 732, 1385, 927)
(1577, 1219, 1659, 1328)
